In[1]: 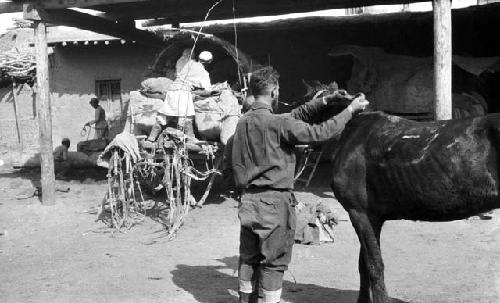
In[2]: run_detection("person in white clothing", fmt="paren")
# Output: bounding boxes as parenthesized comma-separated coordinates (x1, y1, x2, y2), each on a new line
(146, 50, 214, 145)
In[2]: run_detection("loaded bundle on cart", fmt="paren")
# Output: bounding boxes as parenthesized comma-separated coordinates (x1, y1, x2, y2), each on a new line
(96, 33, 256, 236)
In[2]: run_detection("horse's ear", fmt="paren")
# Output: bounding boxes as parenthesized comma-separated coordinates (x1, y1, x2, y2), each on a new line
(302, 79, 314, 97)
(301, 79, 311, 88)
(331, 81, 339, 91)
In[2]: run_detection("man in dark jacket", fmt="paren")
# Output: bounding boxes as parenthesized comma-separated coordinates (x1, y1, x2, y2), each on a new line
(230, 66, 369, 303)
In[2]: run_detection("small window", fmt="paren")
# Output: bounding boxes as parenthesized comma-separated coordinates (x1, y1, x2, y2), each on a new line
(95, 79, 121, 103)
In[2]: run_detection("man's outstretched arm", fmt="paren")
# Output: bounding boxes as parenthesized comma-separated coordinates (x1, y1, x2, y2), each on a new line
(281, 95, 369, 145)
(290, 91, 353, 123)
(289, 97, 327, 123)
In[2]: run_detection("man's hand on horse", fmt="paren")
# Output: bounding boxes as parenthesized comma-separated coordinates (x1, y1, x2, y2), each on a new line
(321, 89, 353, 105)
(348, 94, 370, 113)
(321, 90, 369, 113)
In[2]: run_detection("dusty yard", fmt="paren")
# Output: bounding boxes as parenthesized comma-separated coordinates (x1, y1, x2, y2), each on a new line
(0, 165, 499, 303)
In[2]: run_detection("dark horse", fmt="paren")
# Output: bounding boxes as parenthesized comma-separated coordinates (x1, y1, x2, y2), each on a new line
(321, 92, 500, 303)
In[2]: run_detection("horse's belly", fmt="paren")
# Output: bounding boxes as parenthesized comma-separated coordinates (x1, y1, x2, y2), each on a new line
(369, 152, 500, 221)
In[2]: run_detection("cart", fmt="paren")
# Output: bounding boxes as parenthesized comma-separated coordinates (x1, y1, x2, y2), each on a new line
(98, 128, 222, 237)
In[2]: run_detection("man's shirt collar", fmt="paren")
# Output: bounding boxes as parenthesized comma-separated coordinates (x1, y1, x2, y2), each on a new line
(250, 101, 274, 113)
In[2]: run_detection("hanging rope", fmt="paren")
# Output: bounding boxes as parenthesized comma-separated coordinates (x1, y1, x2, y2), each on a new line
(232, 0, 242, 86)
(80, 124, 92, 140)
(179, 0, 224, 90)
(177, 0, 224, 146)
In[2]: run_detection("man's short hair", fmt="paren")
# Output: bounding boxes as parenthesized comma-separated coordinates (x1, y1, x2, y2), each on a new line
(249, 66, 280, 96)
(62, 138, 70, 146)
(89, 97, 99, 104)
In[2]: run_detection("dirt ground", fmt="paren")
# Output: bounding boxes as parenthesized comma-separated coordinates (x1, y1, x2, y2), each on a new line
(0, 165, 499, 303)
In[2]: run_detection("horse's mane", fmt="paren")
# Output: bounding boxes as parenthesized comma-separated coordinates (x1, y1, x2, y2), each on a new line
(349, 111, 400, 126)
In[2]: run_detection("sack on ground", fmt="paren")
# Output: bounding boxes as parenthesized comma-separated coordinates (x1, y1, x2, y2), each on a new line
(295, 201, 338, 245)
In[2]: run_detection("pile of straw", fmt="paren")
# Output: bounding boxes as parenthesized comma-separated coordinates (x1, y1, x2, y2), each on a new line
(0, 49, 36, 81)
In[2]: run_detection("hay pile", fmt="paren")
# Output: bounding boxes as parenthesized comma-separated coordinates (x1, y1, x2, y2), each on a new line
(0, 49, 36, 82)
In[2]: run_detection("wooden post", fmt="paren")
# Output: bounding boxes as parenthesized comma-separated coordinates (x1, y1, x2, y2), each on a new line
(34, 20, 56, 205)
(11, 80, 24, 151)
(433, 0, 453, 120)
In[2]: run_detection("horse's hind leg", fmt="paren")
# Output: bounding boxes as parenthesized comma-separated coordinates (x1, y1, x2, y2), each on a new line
(349, 209, 389, 303)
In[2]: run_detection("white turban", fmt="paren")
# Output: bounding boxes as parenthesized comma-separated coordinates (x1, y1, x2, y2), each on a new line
(198, 51, 213, 63)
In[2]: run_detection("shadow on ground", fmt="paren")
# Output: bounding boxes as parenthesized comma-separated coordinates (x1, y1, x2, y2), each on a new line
(171, 256, 409, 303)
(0, 166, 108, 202)
(0, 166, 108, 183)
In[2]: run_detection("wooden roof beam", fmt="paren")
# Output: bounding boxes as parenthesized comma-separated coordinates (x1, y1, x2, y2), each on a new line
(40, 0, 150, 9)
(23, 4, 165, 47)
(93, 0, 417, 22)
(1, 0, 150, 13)
(0, 1, 23, 13)
(141, 18, 176, 28)
(38, 0, 151, 9)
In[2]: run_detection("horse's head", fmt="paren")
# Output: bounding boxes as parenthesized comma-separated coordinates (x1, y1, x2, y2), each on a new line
(302, 80, 368, 122)
(302, 79, 361, 105)
(303, 80, 339, 98)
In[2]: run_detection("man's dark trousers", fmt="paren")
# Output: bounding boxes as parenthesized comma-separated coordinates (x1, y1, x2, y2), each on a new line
(238, 189, 296, 303)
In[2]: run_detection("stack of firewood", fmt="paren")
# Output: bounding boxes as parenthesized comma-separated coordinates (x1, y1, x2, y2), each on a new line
(12, 18, 33, 29)
(0, 49, 36, 80)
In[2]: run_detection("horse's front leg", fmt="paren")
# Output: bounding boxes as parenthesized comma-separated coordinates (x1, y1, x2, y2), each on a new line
(357, 246, 371, 303)
(349, 209, 390, 303)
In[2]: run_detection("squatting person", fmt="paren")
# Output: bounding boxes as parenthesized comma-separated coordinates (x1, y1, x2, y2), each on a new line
(53, 137, 71, 178)
(229, 66, 369, 303)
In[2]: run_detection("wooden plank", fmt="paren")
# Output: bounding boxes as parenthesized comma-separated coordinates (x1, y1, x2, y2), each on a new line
(11, 81, 24, 151)
(2, 0, 150, 12)
(41, 0, 150, 9)
(23, 3, 43, 21)
(34, 19, 56, 205)
(433, 0, 452, 120)
(0, 2, 23, 13)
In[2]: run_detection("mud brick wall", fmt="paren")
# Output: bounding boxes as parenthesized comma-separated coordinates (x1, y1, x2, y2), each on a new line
(0, 119, 38, 150)
(0, 43, 160, 155)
